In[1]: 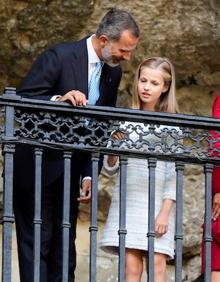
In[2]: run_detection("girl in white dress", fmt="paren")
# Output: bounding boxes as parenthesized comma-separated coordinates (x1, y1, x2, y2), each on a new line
(99, 57, 179, 282)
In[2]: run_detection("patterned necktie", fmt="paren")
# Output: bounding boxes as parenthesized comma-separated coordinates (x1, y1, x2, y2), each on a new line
(88, 62, 103, 105)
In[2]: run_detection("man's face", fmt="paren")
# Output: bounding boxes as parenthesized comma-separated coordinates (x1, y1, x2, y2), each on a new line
(100, 30, 139, 67)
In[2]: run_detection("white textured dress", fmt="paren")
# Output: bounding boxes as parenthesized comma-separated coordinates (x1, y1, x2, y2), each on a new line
(99, 123, 177, 259)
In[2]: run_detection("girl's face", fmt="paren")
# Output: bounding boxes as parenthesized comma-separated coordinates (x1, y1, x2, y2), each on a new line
(137, 66, 168, 111)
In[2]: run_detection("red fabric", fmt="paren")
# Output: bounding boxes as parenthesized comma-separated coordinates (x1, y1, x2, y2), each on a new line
(212, 218, 220, 244)
(202, 93, 220, 272)
(212, 167, 220, 196)
(211, 93, 220, 195)
(202, 217, 220, 271)
(212, 94, 220, 119)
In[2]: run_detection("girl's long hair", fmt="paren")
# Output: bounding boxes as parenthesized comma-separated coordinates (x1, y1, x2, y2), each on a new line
(132, 57, 179, 113)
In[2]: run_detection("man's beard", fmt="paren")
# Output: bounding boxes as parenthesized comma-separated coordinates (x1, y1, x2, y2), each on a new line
(101, 44, 121, 67)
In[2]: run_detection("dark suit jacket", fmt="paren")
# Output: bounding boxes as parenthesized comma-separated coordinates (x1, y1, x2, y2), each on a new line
(14, 37, 122, 188)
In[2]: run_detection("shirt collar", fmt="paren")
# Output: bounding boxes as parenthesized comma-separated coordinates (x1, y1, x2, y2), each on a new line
(87, 34, 101, 64)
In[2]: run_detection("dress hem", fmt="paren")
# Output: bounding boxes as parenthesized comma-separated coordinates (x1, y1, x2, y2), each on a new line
(99, 241, 174, 260)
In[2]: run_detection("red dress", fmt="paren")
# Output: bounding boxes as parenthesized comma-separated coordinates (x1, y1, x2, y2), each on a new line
(202, 93, 220, 272)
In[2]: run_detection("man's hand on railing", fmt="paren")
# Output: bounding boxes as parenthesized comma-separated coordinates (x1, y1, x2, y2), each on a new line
(77, 179, 91, 203)
(212, 192, 220, 221)
(57, 90, 88, 106)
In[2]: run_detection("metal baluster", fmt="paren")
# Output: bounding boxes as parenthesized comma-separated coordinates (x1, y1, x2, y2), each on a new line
(33, 148, 43, 282)
(2, 144, 15, 282)
(204, 163, 213, 282)
(62, 151, 72, 282)
(89, 152, 99, 282)
(175, 161, 184, 282)
(118, 156, 127, 282)
(147, 158, 156, 282)
(1, 87, 17, 282)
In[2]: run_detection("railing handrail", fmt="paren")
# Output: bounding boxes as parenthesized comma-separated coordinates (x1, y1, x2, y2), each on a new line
(1, 92, 220, 166)
(0, 94, 220, 130)
(0, 88, 216, 282)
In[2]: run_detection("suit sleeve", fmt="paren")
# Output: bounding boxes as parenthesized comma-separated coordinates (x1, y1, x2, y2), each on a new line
(17, 48, 61, 100)
(79, 153, 104, 179)
(212, 93, 220, 195)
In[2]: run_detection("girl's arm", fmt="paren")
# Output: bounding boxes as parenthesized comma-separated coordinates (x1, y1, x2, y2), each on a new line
(103, 154, 119, 175)
(155, 161, 176, 237)
(163, 162, 176, 200)
(103, 130, 125, 175)
(107, 155, 119, 167)
(155, 199, 175, 237)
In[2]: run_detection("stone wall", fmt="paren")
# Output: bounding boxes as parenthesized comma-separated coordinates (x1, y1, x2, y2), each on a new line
(1, 0, 220, 281)
(1, 0, 220, 108)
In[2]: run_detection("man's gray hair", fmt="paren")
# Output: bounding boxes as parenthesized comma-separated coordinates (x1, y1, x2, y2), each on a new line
(96, 8, 140, 41)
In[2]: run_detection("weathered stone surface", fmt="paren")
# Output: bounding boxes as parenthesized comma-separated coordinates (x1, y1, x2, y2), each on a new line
(0, 0, 220, 280)
(1, 0, 220, 109)
(0, 0, 94, 92)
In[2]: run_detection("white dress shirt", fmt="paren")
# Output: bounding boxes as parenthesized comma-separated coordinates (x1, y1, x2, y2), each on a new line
(87, 34, 101, 82)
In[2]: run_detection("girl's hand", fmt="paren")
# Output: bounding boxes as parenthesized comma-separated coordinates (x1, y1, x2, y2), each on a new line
(155, 212, 169, 237)
(107, 130, 125, 167)
(112, 130, 125, 140)
(212, 192, 220, 221)
(155, 199, 174, 237)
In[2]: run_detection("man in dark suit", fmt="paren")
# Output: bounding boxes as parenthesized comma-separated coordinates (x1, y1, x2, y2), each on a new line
(13, 8, 139, 282)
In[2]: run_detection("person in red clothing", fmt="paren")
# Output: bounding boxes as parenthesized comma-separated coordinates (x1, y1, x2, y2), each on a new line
(194, 93, 220, 282)
(205, 93, 220, 281)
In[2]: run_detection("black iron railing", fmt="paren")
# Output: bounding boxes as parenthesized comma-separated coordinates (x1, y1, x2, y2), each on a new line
(0, 87, 220, 282)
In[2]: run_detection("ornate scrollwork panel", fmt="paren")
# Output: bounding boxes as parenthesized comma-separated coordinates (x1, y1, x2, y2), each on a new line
(13, 108, 220, 162)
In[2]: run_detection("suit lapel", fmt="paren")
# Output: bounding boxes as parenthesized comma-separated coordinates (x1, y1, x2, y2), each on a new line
(73, 38, 89, 97)
(97, 64, 113, 105)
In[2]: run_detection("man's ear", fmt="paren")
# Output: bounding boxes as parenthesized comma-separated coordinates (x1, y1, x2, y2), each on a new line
(98, 35, 109, 47)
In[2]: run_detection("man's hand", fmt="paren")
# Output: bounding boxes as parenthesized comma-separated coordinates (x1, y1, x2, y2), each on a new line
(212, 192, 220, 221)
(58, 90, 88, 106)
(77, 179, 91, 203)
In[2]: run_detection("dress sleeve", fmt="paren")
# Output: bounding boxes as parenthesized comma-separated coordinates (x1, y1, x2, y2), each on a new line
(163, 161, 176, 201)
(102, 123, 126, 175)
(103, 155, 119, 176)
